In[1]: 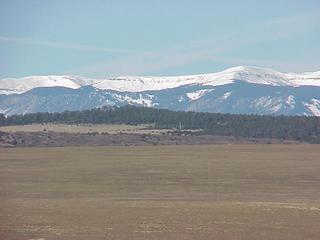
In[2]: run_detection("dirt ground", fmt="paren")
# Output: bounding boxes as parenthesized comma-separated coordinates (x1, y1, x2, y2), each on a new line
(1, 145, 320, 240)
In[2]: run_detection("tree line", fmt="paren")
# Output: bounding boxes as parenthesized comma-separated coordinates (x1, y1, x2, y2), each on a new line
(0, 105, 319, 143)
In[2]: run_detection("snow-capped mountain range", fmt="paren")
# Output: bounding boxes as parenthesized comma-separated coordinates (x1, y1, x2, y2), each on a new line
(1, 66, 320, 116)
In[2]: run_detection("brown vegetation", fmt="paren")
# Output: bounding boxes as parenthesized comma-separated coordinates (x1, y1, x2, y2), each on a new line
(1, 145, 320, 239)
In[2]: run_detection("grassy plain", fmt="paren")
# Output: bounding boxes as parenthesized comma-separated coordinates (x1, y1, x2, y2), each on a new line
(1, 145, 320, 240)
(0, 123, 171, 134)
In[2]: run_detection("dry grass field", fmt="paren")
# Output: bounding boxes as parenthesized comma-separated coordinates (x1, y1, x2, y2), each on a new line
(0, 123, 172, 135)
(1, 145, 320, 240)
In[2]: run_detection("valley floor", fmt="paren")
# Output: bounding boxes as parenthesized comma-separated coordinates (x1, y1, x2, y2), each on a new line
(1, 145, 320, 239)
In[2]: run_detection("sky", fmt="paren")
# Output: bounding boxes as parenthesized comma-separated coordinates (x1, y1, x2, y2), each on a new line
(0, 0, 319, 78)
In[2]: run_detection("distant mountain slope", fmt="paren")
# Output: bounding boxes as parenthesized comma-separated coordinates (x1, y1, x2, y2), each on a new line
(1, 66, 320, 116)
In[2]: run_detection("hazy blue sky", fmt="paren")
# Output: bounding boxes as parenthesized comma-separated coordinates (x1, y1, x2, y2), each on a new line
(0, 0, 319, 78)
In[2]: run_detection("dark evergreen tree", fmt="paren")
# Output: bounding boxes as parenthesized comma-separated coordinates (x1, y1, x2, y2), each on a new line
(0, 106, 319, 143)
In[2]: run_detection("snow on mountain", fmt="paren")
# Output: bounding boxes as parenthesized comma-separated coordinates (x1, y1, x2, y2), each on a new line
(0, 75, 98, 95)
(304, 99, 320, 116)
(221, 92, 232, 100)
(94, 66, 320, 92)
(2, 66, 319, 95)
(204, 66, 320, 87)
(111, 93, 155, 107)
(186, 89, 214, 101)
(93, 66, 248, 92)
(288, 71, 320, 87)
(285, 95, 295, 109)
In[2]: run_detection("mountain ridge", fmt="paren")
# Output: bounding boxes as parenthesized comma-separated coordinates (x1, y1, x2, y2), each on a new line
(1, 66, 320, 95)
(1, 66, 320, 116)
